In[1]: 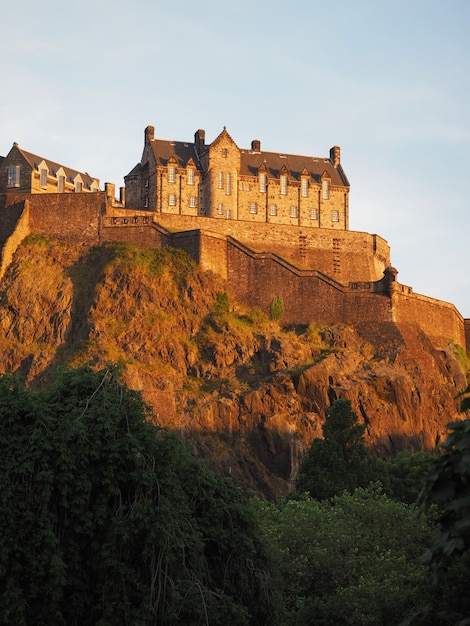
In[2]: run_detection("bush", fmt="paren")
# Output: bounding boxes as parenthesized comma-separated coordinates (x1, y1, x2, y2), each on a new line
(269, 295, 285, 321)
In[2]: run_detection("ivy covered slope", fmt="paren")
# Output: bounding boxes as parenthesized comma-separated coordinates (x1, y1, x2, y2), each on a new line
(0, 235, 467, 498)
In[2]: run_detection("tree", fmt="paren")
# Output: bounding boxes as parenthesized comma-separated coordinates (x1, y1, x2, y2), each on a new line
(295, 398, 373, 500)
(258, 485, 432, 626)
(0, 366, 272, 625)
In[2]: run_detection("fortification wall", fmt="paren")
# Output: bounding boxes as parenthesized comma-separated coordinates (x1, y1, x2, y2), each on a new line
(227, 239, 393, 325)
(0, 200, 30, 279)
(100, 214, 167, 249)
(392, 289, 465, 347)
(153, 213, 390, 283)
(6, 192, 103, 244)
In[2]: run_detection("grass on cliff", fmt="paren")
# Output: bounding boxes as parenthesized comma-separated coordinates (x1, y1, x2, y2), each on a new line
(103, 241, 196, 279)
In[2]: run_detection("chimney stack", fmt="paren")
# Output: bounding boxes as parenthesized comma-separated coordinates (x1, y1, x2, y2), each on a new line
(145, 125, 155, 144)
(330, 145, 341, 167)
(194, 128, 205, 156)
(251, 139, 261, 152)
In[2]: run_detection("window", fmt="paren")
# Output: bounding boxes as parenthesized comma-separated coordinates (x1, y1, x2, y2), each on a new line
(218, 203, 224, 215)
(259, 172, 267, 193)
(280, 175, 287, 195)
(169, 194, 176, 206)
(222, 148, 228, 157)
(332, 210, 339, 222)
(290, 206, 297, 218)
(269, 204, 277, 216)
(225, 172, 231, 195)
(246, 183, 251, 191)
(7, 165, 20, 187)
(250, 202, 257, 214)
(58, 175, 65, 193)
(40, 168, 48, 188)
(144, 196, 149, 208)
(168, 166, 176, 183)
(226, 209, 231, 219)
(75, 180, 82, 193)
(301, 177, 309, 197)
(189, 195, 197, 207)
(187, 168, 195, 185)
(322, 179, 329, 200)
(239, 182, 244, 190)
(218, 172, 224, 189)
(310, 208, 318, 220)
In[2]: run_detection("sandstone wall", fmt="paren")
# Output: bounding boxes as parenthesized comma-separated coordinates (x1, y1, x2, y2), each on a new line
(7, 192, 103, 244)
(153, 213, 390, 283)
(392, 288, 465, 347)
(227, 238, 393, 325)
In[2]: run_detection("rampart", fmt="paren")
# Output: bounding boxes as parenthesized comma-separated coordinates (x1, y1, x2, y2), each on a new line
(148, 212, 390, 284)
(0, 193, 467, 350)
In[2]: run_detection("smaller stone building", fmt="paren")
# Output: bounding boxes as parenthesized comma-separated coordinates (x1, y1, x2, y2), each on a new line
(125, 125, 350, 229)
(0, 143, 99, 195)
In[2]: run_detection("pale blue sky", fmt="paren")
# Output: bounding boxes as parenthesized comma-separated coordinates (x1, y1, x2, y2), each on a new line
(1, 0, 469, 315)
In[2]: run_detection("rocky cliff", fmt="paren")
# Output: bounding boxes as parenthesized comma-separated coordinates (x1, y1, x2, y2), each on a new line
(0, 236, 466, 498)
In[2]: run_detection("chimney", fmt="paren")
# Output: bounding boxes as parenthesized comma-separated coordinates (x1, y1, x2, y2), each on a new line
(145, 125, 155, 144)
(251, 139, 261, 152)
(330, 145, 341, 167)
(119, 187, 126, 206)
(194, 128, 205, 156)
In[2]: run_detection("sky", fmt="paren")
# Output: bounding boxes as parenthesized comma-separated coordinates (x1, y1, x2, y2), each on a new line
(1, 0, 469, 315)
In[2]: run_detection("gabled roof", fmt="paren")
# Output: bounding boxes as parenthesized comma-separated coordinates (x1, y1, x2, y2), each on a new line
(134, 127, 350, 187)
(11, 144, 99, 187)
(210, 126, 239, 149)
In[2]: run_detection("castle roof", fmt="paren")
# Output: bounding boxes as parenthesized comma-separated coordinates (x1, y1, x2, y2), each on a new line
(138, 131, 349, 187)
(239, 149, 349, 186)
(149, 140, 197, 168)
(11, 144, 99, 187)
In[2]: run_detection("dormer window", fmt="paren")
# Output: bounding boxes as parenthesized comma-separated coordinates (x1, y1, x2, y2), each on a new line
(40, 167, 48, 188)
(75, 180, 82, 193)
(58, 175, 65, 193)
(259, 172, 267, 193)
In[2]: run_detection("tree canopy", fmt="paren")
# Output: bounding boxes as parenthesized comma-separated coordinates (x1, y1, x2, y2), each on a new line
(0, 366, 272, 626)
(295, 399, 373, 500)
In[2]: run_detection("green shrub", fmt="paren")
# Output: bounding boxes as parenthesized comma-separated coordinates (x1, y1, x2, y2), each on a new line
(269, 295, 285, 321)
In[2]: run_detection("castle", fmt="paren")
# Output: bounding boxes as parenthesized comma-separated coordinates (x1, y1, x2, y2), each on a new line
(0, 126, 468, 351)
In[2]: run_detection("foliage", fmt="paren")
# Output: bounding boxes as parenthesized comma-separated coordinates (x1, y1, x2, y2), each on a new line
(376, 450, 434, 505)
(105, 241, 196, 279)
(0, 366, 272, 625)
(403, 387, 470, 625)
(269, 296, 284, 321)
(258, 485, 432, 626)
(214, 290, 230, 315)
(295, 399, 373, 500)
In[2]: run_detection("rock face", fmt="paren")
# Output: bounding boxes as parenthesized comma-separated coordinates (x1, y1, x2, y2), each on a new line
(0, 237, 467, 498)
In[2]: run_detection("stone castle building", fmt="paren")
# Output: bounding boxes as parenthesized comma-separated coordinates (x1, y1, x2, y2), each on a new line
(0, 126, 468, 351)
(0, 142, 100, 195)
(125, 126, 349, 230)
